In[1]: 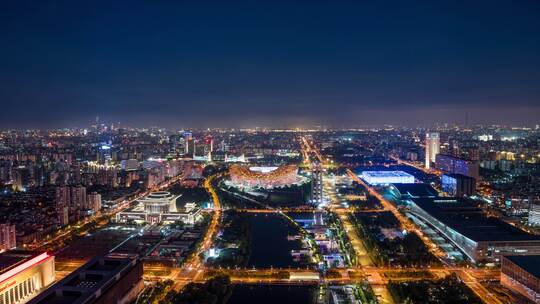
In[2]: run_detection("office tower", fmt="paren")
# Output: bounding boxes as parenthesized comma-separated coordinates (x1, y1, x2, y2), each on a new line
(0, 223, 16, 252)
(87, 192, 102, 213)
(425, 132, 440, 169)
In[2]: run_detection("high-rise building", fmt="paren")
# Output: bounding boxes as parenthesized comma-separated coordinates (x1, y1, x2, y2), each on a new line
(0, 223, 16, 252)
(425, 132, 440, 169)
(435, 154, 480, 180)
(204, 135, 214, 153)
(55, 186, 70, 209)
(311, 165, 324, 204)
(12, 166, 30, 191)
(188, 139, 196, 157)
(183, 131, 193, 155)
(169, 134, 183, 154)
(55, 186, 71, 226)
(71, 185, 87, 211)
(87, 192, 102, 213)
(58, 206, 69, 226)
(449, 138, 460, 157)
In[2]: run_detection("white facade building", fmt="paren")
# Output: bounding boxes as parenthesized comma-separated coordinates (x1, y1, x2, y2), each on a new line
(425, 132, 440, 169)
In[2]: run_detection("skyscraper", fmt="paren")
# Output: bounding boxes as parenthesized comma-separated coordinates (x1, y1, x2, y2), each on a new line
(425, 132, 440, 169)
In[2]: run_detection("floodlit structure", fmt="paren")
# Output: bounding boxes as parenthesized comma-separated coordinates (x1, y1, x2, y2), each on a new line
(229, 164, 300, 188)
(116, 191, 202, 225)
(425, 132, 440, 169)
(0, 250, 55, 304)
(435, 154, 480, 180)
(360, 171, 415, 185)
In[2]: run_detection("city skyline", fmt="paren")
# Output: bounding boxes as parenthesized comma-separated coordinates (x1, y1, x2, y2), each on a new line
(1, 1, 540, 129)
(3, 2, 540, 304)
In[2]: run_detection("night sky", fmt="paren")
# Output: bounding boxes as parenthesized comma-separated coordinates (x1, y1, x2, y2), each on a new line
(1, 1, 539, 129)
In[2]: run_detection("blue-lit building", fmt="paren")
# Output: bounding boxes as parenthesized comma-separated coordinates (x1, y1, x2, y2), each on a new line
(435, 154, 479, 180)
(441, 174, 476, 197)
(360, 171, 415, 185)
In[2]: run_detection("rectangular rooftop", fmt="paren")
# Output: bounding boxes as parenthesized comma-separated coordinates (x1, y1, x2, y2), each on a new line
(410, 197, 540, 243)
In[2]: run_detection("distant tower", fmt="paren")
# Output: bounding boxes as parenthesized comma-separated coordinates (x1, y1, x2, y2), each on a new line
(425, 132, 440, 169)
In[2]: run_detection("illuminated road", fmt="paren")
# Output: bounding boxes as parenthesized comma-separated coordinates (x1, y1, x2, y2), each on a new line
(147, 266, 500, 290)
(236, 208, 317, 213)
(298, 137, 508, 304)
(300, 136, 394, 303)
(345, 168, 447, 261)
(344, 168, 506, 303)
(172, 173, 223, 290)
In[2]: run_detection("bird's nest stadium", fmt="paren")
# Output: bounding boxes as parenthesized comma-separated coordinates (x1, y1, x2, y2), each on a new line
(226, 164, 306, 189)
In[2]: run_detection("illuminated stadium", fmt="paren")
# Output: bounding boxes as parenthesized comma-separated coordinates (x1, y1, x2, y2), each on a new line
(228, 164, 302, 188)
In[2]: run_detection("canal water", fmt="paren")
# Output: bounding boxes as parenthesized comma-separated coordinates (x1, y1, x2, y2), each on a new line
(247, 213, 305, 268)
(228, 285, 317, 304)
